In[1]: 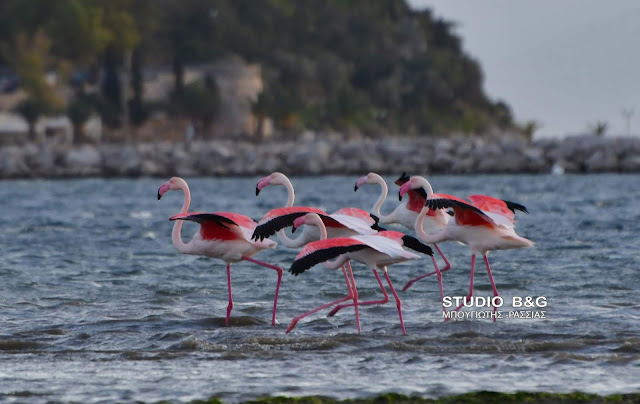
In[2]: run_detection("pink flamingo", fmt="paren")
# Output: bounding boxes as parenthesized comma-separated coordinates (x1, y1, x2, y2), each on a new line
(399, 176, 534, 320)
(288, 213, 432, 335)
(355, 172, 452, 292)
(254, 172, 366, 331)
(157, 177, 283, 326)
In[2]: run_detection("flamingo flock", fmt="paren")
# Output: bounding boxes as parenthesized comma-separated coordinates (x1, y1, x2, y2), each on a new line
(158, 172, 533, 334)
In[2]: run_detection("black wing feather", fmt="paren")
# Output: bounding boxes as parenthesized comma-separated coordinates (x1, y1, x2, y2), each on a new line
(289, 244, 368, 276)
(502, 200, 529, 214)
(425, 198, 486, 216)
(251, 212, 309, 241)
(395, 172, 410, 186)
(401, 235, 433, 256)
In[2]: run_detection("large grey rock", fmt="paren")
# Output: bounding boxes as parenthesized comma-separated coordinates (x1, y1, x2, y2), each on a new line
(65, 145, 102, 176)
(0, 146, 30, 177)
(584, 149, 619, 172)
(101, 145, 142, 176)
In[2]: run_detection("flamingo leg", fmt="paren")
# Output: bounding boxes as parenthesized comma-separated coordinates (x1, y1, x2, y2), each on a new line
(483, 254, 500, 323)
(328, 268, 389, 317)
(241, 256, 283, 326)
(347, 261, 361, 333)
(428, 255, 448, 320)
(225, 263, 233, 326)
(382, 268, 406, 336)
(455, 254, 476, 312)
(401, 243, 451, 292)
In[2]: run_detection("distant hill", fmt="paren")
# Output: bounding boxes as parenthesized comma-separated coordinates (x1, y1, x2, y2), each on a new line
(0, 0, 516, 138)
(206, 0, 516, 135)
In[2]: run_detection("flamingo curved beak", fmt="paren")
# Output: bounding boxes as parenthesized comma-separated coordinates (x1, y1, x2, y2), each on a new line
(256, 176, 271, 196)
(398, 182, 411, 201)
(354, 176, 367, 192)
(157, 183, 171, 200)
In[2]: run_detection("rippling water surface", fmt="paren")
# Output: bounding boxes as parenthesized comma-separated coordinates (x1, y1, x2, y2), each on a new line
(1, 174, 639, 403)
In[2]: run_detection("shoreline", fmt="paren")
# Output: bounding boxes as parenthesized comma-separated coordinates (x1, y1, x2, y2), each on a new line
(1, 134, 639, 179)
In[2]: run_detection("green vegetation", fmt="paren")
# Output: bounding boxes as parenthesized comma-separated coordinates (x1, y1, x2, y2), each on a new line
(0, 0, 518, 138)
(153, 392, 640, 404)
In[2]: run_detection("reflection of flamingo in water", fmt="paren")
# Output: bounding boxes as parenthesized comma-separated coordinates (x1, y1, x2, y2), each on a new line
(157, 177, 283, 326)
(399, 176, 534, 320)
(288, 213, 433, 335)
(354, 172, 452, 292)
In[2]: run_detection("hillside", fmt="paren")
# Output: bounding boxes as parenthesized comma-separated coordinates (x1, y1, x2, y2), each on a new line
(0, 0, 516, 138)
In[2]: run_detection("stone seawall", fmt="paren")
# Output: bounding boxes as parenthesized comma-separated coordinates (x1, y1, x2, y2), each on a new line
(1, 134, 639, 178)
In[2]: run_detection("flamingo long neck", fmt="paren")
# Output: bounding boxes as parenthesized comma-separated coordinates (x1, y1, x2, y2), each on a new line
(415, 205, 447, 245)
(370, 174, 393, 223)
(172, 179, 192, 253)
(276, 229, 307, 248)
(307, 215, 341, 270)
(282, 176, 295, 208)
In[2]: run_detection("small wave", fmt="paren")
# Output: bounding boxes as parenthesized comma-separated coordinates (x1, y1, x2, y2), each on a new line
(0, 340, 41, 352)
(170, 338, 227, 352)
(130, 211, 152, 219)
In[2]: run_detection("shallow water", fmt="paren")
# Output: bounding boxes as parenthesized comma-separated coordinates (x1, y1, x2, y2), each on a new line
(0, 174, 639, 403)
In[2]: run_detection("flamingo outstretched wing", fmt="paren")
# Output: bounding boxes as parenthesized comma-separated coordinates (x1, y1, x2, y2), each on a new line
(252, 207, 326, 241)
(425, 194, 496, 227)
(290, 238, 368, 275)
(467, 195, 529, 228)
(328, 209, 381, 235)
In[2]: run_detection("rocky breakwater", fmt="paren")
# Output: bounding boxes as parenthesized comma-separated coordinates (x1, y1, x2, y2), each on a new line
(1, 134, 639, 179)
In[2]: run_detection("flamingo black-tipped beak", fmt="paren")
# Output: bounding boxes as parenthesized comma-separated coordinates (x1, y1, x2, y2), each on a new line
(157, 183, 170, 200)
(354, 176, 367, 192)
(398, 182, 411, 201)
(255, 186, 261, 196)
(291, 225, 297, 234)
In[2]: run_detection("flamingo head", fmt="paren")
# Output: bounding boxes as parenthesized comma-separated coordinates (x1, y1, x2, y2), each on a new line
(157, 177, 184, 200)
(256, 172, 288, 196)
(293, 212, 322, 231)
(398, 176, 431, 201)
(354, 172, 382, 192)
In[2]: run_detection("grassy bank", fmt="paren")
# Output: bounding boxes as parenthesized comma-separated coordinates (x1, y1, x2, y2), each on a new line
(170, 392, 640, 404)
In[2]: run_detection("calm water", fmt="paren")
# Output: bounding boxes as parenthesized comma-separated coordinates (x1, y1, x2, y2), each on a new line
(0, 174, 639, 403)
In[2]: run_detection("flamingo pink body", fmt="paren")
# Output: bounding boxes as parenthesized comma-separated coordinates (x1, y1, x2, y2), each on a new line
(158, 177, 283, 327)
(399, 176, 534, 321)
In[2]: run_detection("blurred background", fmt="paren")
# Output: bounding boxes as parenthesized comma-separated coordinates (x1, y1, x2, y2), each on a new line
(0, 0, 527, 145)
(0, 0, 637, 160)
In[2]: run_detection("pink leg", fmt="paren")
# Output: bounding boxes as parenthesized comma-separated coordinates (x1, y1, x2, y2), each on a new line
(328, 268, 389, 317)
(455, 254, 476, 312)
(401, 243, 451, 292)
(483, 255, 500, 323)
(429, 255, 448, 320)
(225, 263, 233, 326)
(286, 263, 358, 334)
(347, 261, 361, 333)
(286, 294, 353, 334)
(382, 269, 406, 336)
(241, 256, 283, 326)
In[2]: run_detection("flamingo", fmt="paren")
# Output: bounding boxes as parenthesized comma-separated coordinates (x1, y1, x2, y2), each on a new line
(254, 172, 366, 331)
(399, 176, 534, 320)
(157, 177, 283, 326)
(287, 213, 433, 335)
(354, 172, 452, 292)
